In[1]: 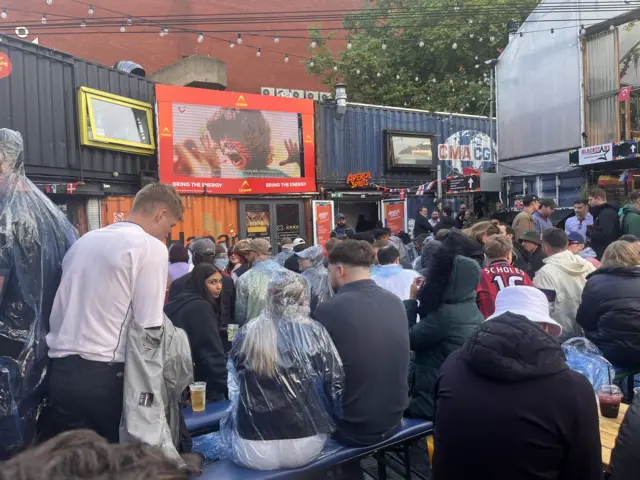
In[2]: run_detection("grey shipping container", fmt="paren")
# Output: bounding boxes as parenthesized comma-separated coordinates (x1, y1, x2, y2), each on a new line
(317, 102, 496, 189)
(0, 35, 156, 195)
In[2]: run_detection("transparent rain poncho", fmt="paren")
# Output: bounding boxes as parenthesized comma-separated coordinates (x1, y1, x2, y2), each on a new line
(297, 245, 334, 314)
(234, 257, 287, 325)
(562, 337, 615, 393)
(0, 129, 77, 457)
(219, 270, 344, 470)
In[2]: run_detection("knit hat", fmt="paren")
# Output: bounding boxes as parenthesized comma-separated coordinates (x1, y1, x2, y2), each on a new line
(488, 286, 563, 338)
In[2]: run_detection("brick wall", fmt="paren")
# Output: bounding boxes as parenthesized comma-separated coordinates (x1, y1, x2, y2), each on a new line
(1, 0, 354, 93)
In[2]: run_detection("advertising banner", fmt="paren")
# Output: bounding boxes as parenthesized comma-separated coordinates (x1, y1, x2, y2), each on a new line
(383, 200, 406, 235)
(157, 85, 316, 194)
(312, 200, 334, 251)
(578, 143, 613, 166)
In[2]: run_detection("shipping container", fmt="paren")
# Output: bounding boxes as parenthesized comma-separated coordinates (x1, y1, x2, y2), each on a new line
(102, 196, 239, 248)
(0, 35, 156, 195)
(317, 102, 496, 189)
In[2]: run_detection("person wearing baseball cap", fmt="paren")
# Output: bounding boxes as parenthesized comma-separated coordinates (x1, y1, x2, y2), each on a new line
(533, 198, 556, 234)
(433, 286, 601, 480)
(331, 213, 355, 239)
(235, 238, 286, 325)
(567, 231, 600, 269)
(511, 194, 540, 242)
(512, 230, 546, 279)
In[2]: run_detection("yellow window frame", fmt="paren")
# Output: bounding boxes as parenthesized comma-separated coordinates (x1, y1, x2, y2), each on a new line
(78, 86, 156, 155)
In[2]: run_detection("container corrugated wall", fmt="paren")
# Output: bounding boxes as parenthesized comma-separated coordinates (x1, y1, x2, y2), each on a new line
(102, 196, 239, 247)
(0, 35, 156, 188)
(318, 103, 495, 188)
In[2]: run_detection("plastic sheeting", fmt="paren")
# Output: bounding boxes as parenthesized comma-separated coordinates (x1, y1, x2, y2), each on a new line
(0, 129, 77, 458)
(563, 337, 615, 393)
(274, 249, 294, 267)
(234, 258, 287, 326)
(219, 271, 344, 470)
(297, 246, 334, 313)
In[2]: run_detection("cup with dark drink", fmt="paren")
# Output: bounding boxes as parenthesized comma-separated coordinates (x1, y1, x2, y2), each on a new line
(598, 385, 623, 418)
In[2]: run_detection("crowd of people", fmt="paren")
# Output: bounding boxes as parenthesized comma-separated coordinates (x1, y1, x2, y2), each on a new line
(2, 123, 640, 480)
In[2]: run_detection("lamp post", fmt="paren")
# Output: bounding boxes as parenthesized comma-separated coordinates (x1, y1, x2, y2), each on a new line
(485, 59, 498, 172)
(335, 83, 347, 119)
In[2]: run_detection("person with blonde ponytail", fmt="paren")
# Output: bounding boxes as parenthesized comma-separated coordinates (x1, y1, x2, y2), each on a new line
(218, 270, 344, 470)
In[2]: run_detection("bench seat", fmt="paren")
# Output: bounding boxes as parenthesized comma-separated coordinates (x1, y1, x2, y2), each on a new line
(184, 400, 230, 436)
(195, 417, 433, 479)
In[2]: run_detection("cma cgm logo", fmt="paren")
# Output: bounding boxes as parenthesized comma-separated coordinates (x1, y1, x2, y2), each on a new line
(318, 212, 329, 221)
(438, 144, 492, 162)
(388, 209, 401, 218)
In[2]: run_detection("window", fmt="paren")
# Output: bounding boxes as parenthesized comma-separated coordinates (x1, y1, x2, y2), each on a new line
(78, 87, 155, 155)
(385, 131, 435, 171)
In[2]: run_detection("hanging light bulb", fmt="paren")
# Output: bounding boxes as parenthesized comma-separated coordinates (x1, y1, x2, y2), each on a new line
(127, 16, 133, 25)
(311, 39, 317, 48)
(310, 60, 315, 67)
(88, 4, 94, 15)
(1, 8, 7, 19)
(472, 96, 475, 101)
(197, 32, 204, 44)
(229, 42, 235, 48)
(80, 19, 87, 28)
(334, 65, 338, 71)
(418, 38, 424, 47)
(377, 72, 381, 77)
(356, 69, 360, 75)
(450, 79, 454, 84)
(466, 103, 470, 107)
(432, 77, 436, 83)
(475, 55, 479, 60)
(285, 54, 290, 63)
(120, 23, 126, 33)
(580, 25, 586, 35)
(464, 80, 468, 84)
(479, 37, 483, 42)
(159, 26, 168, 37)
(256, 48, 261, 57)
(274, 35, 280, 44)
(41, 14, 47, 24)
(396, 74, 400, 80)
(470, 33, 474, 39)
(468, 19, 473, 24)
(237, 33, 243, 44)
(490, 36, 495, 42)
(46, 0, 53, 5)
(415, 76, 420, 82)
(550, 28, 555, 36)
(475, 64, 480, 68)
(346, 38, 352, 50)
(381, 39, 387, 50)
(452, 42, 458, 49)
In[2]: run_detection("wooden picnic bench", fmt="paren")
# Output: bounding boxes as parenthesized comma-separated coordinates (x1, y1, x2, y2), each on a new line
(600, 402, 628, 471)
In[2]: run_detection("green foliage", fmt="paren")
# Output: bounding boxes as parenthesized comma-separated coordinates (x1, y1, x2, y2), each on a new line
(307, 0, 538, 114)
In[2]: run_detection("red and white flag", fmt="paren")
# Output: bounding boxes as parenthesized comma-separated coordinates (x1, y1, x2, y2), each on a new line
(416, 184, 426, 196)
(618, 86, 632, 102)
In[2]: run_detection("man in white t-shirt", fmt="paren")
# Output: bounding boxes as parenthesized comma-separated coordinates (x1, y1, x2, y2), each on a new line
(38, 183, 184, 443)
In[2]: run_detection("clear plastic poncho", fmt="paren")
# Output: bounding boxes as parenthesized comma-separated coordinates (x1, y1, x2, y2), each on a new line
(297, 245, 334, 314)
(234, 257, 287, 326)
(0, 129, 77, 458)
(219, 270, 344, 470)
(562, 337, 615, 393)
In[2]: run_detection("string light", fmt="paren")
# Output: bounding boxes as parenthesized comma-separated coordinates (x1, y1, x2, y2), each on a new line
(418, 38, 424, 47)
(580, 25, 586, 35)
(381, 39, 387, 50)
(468, 19, 473, 24)
(311, 39, 317, 48)
(479, 37, 483, 42)
(432, 77, 437, 83)
(160, 26, 168, 37)
(490, 36, 496, 42)
(0, 8, 6, 19)
(41, 14, 47, 24)
(415, 76, 420, 82)
(346, 38, 352, 50)
(88, 4, 94, 15)
(237, 33, 243, 44)
(229, 42, 235, 48)
(80, 19, 87, 28)
(475, 64, 480, 68)
(609, 24, 615, 31)
(285, 54, 290, 63)
(452, 42, 458, 49)
(470, 33, 474, 38)
(377, 72, 381, 77)
(256, 48, 261, 57)
(127, 16, 133, 25)
(356, 69, 360, 75)
(46, 0, 53, 5)
(120, 23, 126, 33)
(197, 32, 204, 43)
(274, 35, 280, 44)
(396, 74, 400, 80)
(310, 60, 315, 67)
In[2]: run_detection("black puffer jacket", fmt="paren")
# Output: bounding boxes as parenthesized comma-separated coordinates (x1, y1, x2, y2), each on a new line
(433, 313, 601, 480)
(611, 394, 640, 479)
(512, 242, 545, 279)
(576, 266, 640, 369)
(590, 202, 621, 259)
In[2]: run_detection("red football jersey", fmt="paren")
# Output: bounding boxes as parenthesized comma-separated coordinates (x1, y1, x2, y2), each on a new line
(477, 261, 533, 319)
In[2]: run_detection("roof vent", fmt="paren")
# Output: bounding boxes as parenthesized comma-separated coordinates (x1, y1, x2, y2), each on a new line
(113, 61, 146, 77)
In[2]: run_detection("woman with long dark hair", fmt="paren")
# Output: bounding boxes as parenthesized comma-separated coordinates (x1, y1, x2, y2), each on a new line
(164, 264, 227, 402)
(225, 242, 250, 283)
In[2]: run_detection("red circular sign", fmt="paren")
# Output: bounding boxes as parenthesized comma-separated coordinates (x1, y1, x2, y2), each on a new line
(0, 53, 12, 79)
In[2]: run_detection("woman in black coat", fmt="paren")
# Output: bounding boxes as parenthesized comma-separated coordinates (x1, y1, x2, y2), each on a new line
(576, 240, 640, 369)
(164, 264, 227, 401)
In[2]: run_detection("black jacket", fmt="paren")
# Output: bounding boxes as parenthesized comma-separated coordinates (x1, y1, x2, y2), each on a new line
(438, 228, 484, 268)
(284, 253, 300, 273)
(577, 266, 640, 368)
(164, 293, 227, 402)
(433, 216, 457, 234)
(433, 313, 601, 480)
(313, 280, 410, 442)
(590, 202, 621, 259)
(611, 394, 640, 479)
(512, 242, 545, 279)
(413, 214, 433, 238)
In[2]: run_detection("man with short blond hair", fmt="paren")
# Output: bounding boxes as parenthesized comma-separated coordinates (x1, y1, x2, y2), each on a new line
(476, 235, 533, 318)
(41, 183, 184, 443)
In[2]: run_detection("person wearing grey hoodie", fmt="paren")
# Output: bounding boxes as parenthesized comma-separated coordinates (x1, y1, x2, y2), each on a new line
(533, 229, 596, 342)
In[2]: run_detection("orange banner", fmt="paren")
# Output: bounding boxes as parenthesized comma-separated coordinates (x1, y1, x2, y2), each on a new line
(314, 201, 334, 252)
(385, 201, 405, 235)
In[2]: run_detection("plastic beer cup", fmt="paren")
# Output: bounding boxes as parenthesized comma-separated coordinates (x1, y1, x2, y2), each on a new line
(190, 382, 206, 413)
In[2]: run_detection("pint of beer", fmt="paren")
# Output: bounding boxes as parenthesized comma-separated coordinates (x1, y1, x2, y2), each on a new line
(190, 382, 207, 413)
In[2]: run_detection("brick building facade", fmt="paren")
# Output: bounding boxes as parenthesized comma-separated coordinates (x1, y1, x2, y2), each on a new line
(1, 0, 354, 93)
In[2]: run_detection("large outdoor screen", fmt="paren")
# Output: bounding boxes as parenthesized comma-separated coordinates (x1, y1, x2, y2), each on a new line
(157, 86, 316, 195)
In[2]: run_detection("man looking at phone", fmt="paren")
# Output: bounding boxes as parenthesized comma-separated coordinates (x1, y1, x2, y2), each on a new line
(476, 235, 532, 319)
